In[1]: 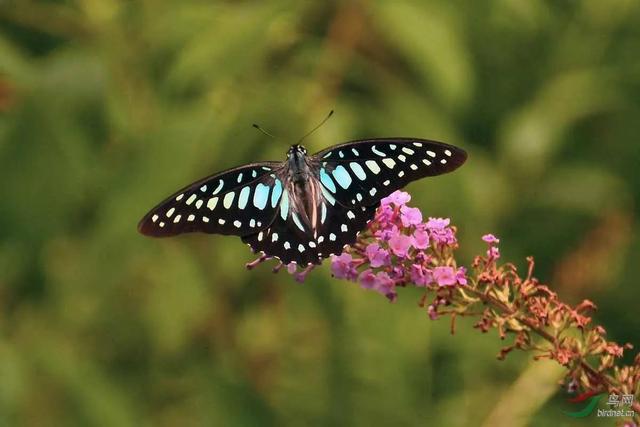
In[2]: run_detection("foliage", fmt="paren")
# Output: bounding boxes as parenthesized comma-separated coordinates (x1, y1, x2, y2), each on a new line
(1, 0, 640, 425)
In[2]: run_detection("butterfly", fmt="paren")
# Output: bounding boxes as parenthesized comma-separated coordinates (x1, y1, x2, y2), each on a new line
(138, 138, 467, 266)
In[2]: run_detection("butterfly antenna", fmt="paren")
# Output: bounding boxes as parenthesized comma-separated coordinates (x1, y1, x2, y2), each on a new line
(252, 123, 277, 139)
(298, 110, 334, 144)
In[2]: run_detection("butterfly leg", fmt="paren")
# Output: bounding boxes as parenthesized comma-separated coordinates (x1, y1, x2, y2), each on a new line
(245, 254, 271, 270)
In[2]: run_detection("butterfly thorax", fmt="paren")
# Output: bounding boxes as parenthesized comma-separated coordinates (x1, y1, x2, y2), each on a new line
(286, 144, 322, 236)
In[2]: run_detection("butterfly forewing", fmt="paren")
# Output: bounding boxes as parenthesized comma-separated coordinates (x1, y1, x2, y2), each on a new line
(138, 162, 284, 237)
(314, 138, 467, 208)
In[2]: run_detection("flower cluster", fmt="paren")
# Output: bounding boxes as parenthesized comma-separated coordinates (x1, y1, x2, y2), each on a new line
(246, 190, 639, 421)
(330, 191, 466, 302)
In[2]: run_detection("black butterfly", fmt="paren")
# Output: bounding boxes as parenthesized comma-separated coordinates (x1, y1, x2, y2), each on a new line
(138, 138, 467, 266)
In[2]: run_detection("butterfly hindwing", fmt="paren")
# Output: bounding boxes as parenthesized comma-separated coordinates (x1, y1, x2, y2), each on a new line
(314, 138, 467, 207)
(138, 162, 284, 237)
(242, 189, 377, 265)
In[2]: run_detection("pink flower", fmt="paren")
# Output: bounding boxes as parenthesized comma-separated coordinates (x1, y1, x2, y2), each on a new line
(390, 266, 405, 280)
(456, 267, 467, 285)
(388, 233, 413, 257)
(381, 190, 411, 207)
(433, 266, 457, 286)
(487, 246, 500, 260)
(365, 243, 390, 268)
(375, 204, 395, 226)
(410, 264, 433, 286)
(331, 253, 358, 280)
(427, 304, 438, 320)
(287, 263, 297, 274)
(430, 227, 456, 246)
(375, 224, 399, 241)
(425, 217, 450, 230)
(400, 205, 422, 227)
(359, 269, 377, 289)
(412, 229, 430, 249)
(373, 272, 397, 302)
(482, 234, 500, 244)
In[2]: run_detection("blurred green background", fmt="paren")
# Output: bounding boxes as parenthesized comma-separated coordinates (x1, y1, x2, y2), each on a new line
(1, 0, 639, 426)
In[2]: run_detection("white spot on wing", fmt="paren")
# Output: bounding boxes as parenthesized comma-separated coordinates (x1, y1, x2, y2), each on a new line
(166, 208, 175, 217)
(186, 194, 197, 205)
(341, 224, 348, 232)
(152, 214, 159, 222)
(212, 179, 224, 195)
(223, 192, 235, 209)
(233, 220, 242, 228)
(203, 216, 209, 222)
(382, 158, 396, 169)
(207, 197, 219, 210)
(445, 149, 452, 156)
(427, 150, 436, 158)
(365, 160, 381, 174)
(173, 215, 181, 223)
(175, 194, 184, 201)
(188, 214, 195, 221)
(402, 147, 415, 155)
(371, 145, 385, 157)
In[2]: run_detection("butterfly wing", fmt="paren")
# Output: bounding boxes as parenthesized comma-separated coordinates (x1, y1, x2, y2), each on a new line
(138, 162, 285, 237)
(241, 196, 376, 265)
(313, 138, 467, 207)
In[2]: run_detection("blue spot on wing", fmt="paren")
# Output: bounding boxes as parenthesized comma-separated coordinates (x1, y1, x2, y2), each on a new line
(321, 184, 336, 205)
(320, 168, 336, 193)
(349, 162, 366, 180)
(280, 190, 289, 220)
(332, 165, 352, 189)
(238, 186, 250, 209)
(253, 183, 270, 209)
(292, 212, 305, 231)
(271, 179, 283, 208)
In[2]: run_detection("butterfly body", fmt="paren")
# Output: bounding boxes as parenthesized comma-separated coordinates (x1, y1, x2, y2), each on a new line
(139, 138, 467, 266)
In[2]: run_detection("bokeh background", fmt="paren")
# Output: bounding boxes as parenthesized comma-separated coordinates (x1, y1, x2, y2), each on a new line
(1, 1, 639, 426)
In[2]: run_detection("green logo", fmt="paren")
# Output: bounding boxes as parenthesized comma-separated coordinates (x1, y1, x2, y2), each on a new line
(563, 393, 604, 418)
